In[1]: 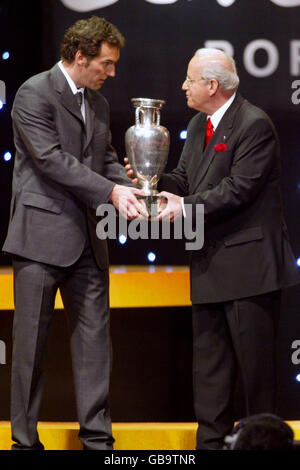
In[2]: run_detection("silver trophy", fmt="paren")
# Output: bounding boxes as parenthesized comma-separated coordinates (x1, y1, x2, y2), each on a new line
(125, 97, 170, 218)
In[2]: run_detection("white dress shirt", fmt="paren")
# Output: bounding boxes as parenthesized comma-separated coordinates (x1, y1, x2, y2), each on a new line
(181, 92, 236, 216)
(58, 60, 86, 122)
(208, 92, 236, 131)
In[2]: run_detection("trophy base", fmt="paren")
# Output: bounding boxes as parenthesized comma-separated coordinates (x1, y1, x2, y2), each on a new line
(136, 194, 167, 219)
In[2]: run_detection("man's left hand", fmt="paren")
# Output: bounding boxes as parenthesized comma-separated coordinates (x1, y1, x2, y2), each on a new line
(156, 191, 183, 222)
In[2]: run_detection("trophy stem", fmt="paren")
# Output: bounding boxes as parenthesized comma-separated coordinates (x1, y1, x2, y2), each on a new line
(136, 192, 167, 219)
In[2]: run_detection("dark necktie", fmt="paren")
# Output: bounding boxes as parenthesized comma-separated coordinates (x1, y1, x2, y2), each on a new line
(76, 91, 87, 125)
(76, 91, 83, 109)
(204, 117, 214, 149)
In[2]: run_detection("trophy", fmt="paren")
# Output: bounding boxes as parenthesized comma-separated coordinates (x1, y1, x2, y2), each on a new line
(125, 98, 170, 218)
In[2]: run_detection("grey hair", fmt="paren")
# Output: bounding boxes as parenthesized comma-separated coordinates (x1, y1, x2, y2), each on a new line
(194, 48, 240, 91)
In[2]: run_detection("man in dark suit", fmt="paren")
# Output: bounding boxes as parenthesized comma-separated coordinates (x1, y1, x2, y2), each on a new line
(127, 48, 300, 449)
(2, 16, 146, 450)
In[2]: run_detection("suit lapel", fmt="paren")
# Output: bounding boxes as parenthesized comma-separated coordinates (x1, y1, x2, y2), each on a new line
(190, 93, 244, 188)
(51, 64, 97, 157)
(84, 89, 96, 153)
(51, 64, 85, 125)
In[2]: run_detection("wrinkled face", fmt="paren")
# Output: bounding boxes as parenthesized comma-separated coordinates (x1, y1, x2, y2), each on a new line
(77, 41, 120, 90)
(182, 56, 211, 112)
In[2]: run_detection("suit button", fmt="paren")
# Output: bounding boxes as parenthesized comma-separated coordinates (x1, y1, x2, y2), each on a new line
(208, 183, 213, 189)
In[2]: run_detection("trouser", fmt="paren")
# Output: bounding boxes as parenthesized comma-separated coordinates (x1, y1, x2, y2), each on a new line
(192, 290, 281, 450)
(11, 244, 113, 450)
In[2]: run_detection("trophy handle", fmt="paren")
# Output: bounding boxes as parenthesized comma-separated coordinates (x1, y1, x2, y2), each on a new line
(135, 107, 145, 126)
(155, 109, 160, 126)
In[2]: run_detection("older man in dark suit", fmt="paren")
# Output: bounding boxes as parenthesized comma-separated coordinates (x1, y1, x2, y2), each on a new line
(2, 16, 146, 450)
(127, 48, 299, 449)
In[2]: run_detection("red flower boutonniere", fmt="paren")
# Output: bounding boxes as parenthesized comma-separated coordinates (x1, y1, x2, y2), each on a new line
(214, 143, 228, 153)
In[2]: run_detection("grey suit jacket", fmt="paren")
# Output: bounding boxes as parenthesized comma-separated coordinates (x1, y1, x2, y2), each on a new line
(3, 64, 130, 269)
(159, 93, 300, 303)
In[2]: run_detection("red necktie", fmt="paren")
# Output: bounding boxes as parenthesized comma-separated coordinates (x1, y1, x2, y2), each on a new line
(204, 118, 214, 149)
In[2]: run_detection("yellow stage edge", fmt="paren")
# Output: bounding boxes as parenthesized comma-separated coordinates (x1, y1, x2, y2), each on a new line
(0, 421, 299, 450)
(0, 266, 191, 310)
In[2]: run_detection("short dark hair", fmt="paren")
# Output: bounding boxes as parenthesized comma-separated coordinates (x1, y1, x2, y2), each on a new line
(224, 414, 294, 450)
(61, 16, 125, 63)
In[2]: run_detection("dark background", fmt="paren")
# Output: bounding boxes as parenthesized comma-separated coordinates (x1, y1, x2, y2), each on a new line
(0, 0, 300, 422)
(1, 0, 300, 265)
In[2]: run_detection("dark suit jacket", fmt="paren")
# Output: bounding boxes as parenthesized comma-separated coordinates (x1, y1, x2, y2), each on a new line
(159, 93, 299, 303)
(3, 64, 131, 269)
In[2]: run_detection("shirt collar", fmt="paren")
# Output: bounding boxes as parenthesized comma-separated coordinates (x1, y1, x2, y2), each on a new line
(208, 92, 236, 130)
(58, 60, 85, 95)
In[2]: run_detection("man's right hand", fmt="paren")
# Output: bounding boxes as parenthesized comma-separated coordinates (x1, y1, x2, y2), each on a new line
(124, 157, 138, 185)
(109, 184, 148, 220)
